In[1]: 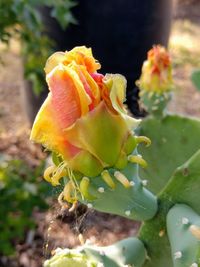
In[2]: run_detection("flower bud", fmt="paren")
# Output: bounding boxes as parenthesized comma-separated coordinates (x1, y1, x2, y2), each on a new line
(138, 45, 173, 94)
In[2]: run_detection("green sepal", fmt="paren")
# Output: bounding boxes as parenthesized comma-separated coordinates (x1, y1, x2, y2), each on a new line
(69, 150, 103, 177)
(123, 134, 138, 155)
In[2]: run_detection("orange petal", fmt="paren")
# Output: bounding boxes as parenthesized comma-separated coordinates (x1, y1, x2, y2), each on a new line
(91, 73, 114, 112)
(63, 46, 101, 73)
(72, 64, 101, 109)
(30, 93, 80, 159)
(47, 65, 91, 120)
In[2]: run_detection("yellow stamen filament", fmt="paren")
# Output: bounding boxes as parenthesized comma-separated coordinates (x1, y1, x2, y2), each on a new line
(58, 192, 68, 209)
(128, 155, 148, 168)
(43, 164, 67, 186)
(78, 234, 85, 245)
(136, 136, 151, 147)
(44, 166, 56, 183)
(101, 170, 116, 189)
(63, 181, 74, 202)
(69, 201, 78, 212)
(79, 176, 95, 201)
(80, 177, 90, 198)
(114, 171, 131, 188)
(189, 225, 200, 240)
(52, 167, 67, 186)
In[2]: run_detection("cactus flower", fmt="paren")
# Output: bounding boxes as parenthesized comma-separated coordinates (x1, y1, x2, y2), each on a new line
(138, 45, 173, 94)
(30, 46, 152, 208)
(31, 46, 140, 174)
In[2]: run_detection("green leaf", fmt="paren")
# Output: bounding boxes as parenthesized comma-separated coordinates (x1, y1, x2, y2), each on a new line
(191, 69, 200, 91)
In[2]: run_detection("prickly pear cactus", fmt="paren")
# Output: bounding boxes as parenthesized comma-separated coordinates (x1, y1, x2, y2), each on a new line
(30, 45, 200, 267)
(139, 149, 200, 267)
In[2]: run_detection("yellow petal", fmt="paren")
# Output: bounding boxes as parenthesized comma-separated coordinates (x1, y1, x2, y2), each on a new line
(104, 74, 141, 130)
(71, 64, 101, 108)
(44, 51, 65, 74)
(63, 46, 101, 73)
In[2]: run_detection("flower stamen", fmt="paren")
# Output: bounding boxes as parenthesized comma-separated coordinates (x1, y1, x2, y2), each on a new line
(101, 170, 116, 189)
(128, 155, 148, 168)
(80, 177, 95, 200)
(114, 171, 131, 188)
(136, 136, 151, 147)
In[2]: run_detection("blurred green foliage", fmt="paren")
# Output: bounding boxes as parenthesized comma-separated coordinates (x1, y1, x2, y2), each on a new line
(0, 0, 77, 95)
(191, 69, 200, 91)
(0, 157, 51, 256)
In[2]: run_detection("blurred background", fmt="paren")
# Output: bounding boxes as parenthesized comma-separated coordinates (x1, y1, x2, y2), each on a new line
(0, 0, 200, 266)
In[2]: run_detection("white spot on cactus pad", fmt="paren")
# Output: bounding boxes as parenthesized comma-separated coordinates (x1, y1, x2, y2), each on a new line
(125, 210, 131, 216)
(98, 187, 105, 193)
(190, 263, 198, 267)
(182, 217, 189, 225)
(99, 250, 105, 256)
(142, 180, 148, 186)
(87, 203, 93, 209)
(130, 181, 135, 186)
(174, 251, 182, 259)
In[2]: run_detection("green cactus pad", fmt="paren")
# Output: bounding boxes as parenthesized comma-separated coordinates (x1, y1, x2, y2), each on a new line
(83, 237, 147, 267)
(44, 237, 147, 267)
(139, 149, 200, 267)
(167, 204, 200, 267)
(70, 160, 158, 221)
(140, 91, 171, 118)
(138, 115, 200, 194)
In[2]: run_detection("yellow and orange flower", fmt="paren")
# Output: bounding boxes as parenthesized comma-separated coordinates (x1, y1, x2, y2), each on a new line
(30, 46, 140, 181)
(138, 45, 173, 94)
